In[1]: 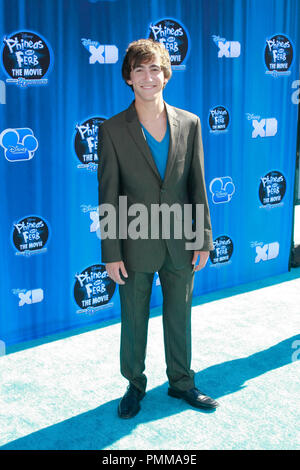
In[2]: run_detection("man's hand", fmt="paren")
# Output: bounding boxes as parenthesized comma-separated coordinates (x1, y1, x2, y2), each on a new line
(192, 251, 209, 272)
(105, 261, 128, 285)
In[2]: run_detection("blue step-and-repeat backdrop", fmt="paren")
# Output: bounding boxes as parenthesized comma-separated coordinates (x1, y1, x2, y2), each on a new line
(0, 0, 299, 349)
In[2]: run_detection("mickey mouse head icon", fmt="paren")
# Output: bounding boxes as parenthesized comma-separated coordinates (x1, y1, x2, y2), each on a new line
(209, 177, 235, 204)
(0, 128, 38, 161)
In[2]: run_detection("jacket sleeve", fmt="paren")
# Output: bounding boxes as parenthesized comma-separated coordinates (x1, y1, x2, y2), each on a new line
(97, 123, 123, 263)
(187, 117, 214, 251)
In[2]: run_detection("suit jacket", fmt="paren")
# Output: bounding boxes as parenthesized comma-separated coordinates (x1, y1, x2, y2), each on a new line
(97, 101, 213, 272)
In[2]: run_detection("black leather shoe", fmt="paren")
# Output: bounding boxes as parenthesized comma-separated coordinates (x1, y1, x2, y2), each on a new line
(118, 384, 146, 419)
(168, 387, 219, 409)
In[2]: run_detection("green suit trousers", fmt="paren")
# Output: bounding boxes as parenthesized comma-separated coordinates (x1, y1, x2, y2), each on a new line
(119, 248, 195, 393)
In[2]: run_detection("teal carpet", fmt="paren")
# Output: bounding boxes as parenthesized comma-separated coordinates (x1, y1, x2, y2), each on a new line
(0, 268, 300, 450)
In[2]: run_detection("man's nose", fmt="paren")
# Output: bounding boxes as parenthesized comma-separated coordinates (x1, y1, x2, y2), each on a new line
(143, 69, 153, 81)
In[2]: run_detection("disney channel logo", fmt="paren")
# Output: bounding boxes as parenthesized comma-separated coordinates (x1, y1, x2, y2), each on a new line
(1, 30, 52, 86)
(209, 177, 235, 204)
(0, 127, 38, 161)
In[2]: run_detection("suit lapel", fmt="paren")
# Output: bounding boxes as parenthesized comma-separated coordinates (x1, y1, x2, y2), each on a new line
(125, 101, 181, 185)
(126, 102, 162, 182)
(164, 102, 181, 185)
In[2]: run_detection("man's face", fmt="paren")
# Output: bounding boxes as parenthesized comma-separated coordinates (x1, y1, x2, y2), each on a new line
(127, 52, 167, 103)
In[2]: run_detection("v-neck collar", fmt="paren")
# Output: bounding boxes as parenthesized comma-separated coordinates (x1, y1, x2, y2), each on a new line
(125, 100, 181, 185)
(141, 122, 169, 144)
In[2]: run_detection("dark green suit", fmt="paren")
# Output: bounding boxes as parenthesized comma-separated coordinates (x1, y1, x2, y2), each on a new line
(98, 101, 213, 392)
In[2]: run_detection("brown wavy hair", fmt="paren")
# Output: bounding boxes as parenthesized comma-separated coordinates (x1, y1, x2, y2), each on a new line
(122, 39, 172, 90)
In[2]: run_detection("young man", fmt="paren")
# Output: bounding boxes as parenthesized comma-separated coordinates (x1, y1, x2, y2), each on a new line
(98, 39, 219, 418)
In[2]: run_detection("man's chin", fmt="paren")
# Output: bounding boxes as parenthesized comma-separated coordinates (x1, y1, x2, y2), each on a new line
(135, 91, 162, 102)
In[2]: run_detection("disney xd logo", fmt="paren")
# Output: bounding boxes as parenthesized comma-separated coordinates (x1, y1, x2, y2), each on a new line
(12, 288, 44, 306)
(252, 118, 277, 138)
(253, 242, 279, 263)
(246, 114, 278, 138)
(81, 39, 118, 64)
(212, 36, 240, 58)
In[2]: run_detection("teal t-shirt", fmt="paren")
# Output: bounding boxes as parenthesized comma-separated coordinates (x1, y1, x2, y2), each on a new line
(141, 122, 170, 180)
